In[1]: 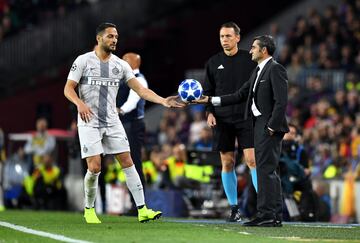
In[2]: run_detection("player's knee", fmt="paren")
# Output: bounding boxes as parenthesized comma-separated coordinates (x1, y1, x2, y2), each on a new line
(118, 156, 134, 168)
(245, 158, 256, 168)
(88, 163, 101, 173)
(221, 160, 235, 171)
(87, 157, 101, 173)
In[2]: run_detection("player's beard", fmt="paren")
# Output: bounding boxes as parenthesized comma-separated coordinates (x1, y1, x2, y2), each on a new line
(102, 43, 115, 54)
(103, 46, 112, 54)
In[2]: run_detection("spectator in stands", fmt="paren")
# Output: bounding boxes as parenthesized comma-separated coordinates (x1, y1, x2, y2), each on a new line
(24, 117, 56, 168)
(286, 53, 304, 83)
(331, 90, 347, 115)
(104, 155, 124, 185)
(313, 143, 334, 178)
(175, 110, 191, 144)
(26, 154, 67, 210)
(4, 147, 31, 208)
(303, 49, 318, 70)
(278, 45, 291, 66)
(351, 127, 360, 159)
(189, 111, 207, 144)
(280, 124, 320, 221)
(145, 146, 173, 189)
(312, 179, 331, 221)
(346, 90, 359, 114)
(157, 110, 185, 146)
(142, 148, 161, 188)
(345, 72, 360, 92)
(340, 44, 355, 71)
(163, 143, 188, 189)
(269, 23, 285, 59)
(192, 126, 213, 152)
(289, 17, 309, 48)
(283, 124, 311, 175)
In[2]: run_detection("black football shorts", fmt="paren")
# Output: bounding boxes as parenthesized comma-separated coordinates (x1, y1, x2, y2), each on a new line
(212, 118, 254, 152)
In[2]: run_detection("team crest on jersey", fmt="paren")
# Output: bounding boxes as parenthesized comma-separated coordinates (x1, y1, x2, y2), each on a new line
(71, 63, 77, 71)
(83, 145, 88, 153)
(112, 67, 120, 75)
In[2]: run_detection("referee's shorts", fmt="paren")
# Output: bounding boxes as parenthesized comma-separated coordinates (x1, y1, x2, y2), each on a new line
(212, 118, 254, 152)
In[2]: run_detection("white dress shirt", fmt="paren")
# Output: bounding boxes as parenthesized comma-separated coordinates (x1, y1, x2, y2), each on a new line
(251, 56, 272, 117)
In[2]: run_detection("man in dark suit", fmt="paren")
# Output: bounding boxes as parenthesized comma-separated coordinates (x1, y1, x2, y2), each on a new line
(195, 35, 289, 227)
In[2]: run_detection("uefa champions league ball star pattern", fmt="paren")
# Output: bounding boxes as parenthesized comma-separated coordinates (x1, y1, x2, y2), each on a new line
(178, 79, 203, 102)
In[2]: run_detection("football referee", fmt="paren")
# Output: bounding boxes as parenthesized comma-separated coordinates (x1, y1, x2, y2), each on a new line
(203, 22, 257, 222)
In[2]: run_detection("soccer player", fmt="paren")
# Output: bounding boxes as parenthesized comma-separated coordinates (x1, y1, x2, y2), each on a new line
(64, 22, 184, 224)
(203, 22, 257, 222)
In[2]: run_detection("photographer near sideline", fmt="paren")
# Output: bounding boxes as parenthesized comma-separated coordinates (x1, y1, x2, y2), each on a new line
(280, 124, 326, 221)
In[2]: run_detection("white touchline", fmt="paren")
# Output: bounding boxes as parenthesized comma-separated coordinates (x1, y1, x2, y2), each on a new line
(0, 221, 93, 243)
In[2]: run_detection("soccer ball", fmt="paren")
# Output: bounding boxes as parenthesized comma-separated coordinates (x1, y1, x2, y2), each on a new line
(178, 79, 203, 102)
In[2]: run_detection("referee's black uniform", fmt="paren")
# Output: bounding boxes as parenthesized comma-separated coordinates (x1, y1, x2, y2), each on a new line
(204, 49, 257, 152)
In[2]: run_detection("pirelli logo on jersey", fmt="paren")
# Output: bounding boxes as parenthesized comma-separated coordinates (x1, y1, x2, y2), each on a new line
(80, 77, 120, 87)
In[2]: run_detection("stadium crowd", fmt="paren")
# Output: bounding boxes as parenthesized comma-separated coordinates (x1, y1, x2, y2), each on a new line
(0, 0, 96, 41)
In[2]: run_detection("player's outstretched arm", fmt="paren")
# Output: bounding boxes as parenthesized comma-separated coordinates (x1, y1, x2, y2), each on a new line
(127, 78, 185, 108)
(64, 79, 93, 122)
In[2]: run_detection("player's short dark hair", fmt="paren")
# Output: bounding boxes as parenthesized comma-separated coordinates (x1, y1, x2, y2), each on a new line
(96, 22, 117, 36)
(220, 22, 241, 36)
(253, 35, 276, 56)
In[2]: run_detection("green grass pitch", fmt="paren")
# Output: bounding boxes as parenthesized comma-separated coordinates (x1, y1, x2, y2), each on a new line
(0, 210, 359, 243)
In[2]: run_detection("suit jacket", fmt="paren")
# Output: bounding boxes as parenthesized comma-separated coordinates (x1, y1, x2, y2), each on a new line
(221, 58, 289, 133)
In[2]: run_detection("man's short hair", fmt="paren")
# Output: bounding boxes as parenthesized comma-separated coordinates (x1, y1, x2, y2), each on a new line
(220, 22, 241, 36)
(253, 35, 276, 56)
(96, 22, 117, 36)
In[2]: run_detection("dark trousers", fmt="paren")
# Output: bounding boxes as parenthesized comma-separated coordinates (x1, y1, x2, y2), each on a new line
(122, 119, 146, 186)
(253, 117, 283, 220)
